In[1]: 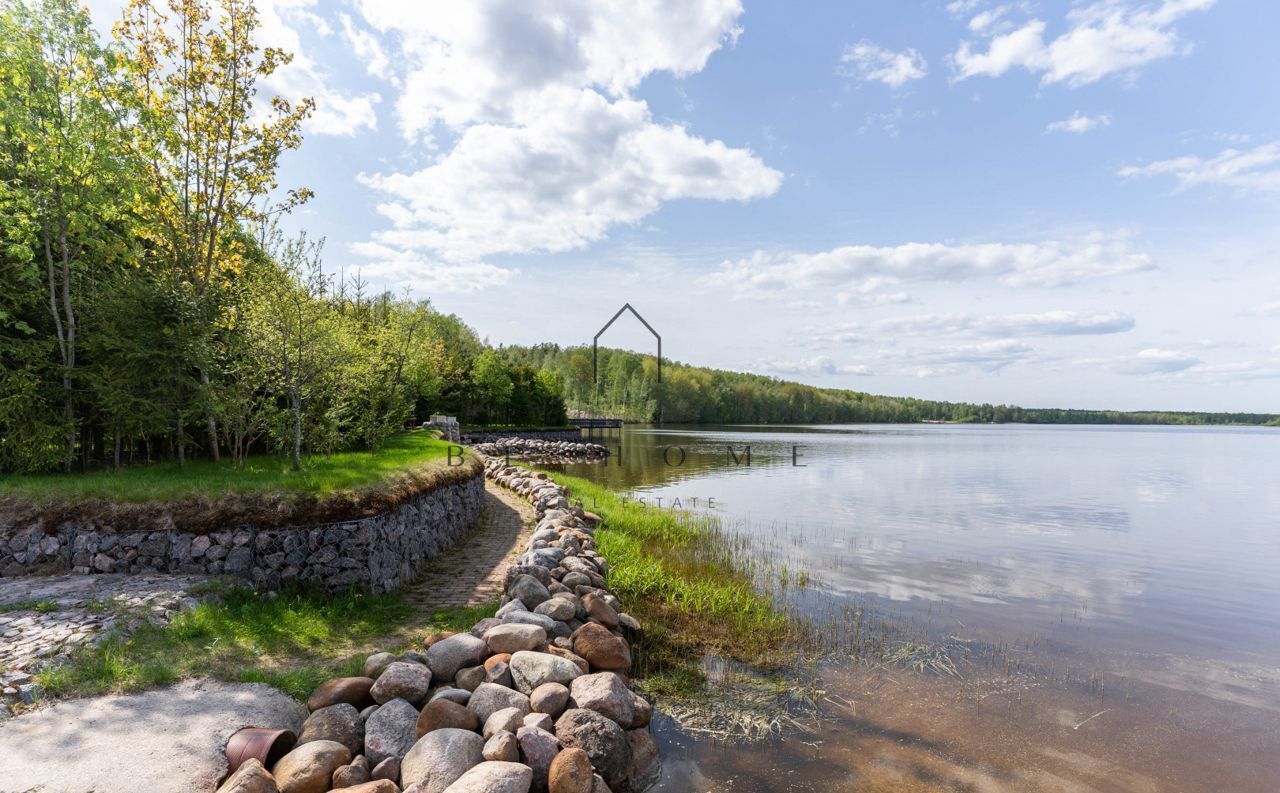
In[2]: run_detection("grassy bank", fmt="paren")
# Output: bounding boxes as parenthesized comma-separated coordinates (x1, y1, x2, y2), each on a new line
(545, 473, 810, 690)
(0, 431, 462, 505)
(36, 582, 494, 701)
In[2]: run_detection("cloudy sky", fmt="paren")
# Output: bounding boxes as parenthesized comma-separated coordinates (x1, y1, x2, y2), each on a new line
(89, 0, 1280, 412)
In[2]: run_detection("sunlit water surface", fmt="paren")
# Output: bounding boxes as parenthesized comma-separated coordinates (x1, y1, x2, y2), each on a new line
(545, 424, 1280, 792)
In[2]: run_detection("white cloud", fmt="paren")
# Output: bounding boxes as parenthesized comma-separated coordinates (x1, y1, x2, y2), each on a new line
(900, 339, 1037, 376)
(876, 310, 1135, 338)
(1048, 112, 1112, 134)
(356, 0, 745, 141)
(840, 40, 928, 88)
(351, 0, 780, 274)
(340, 13, 398, 84)
(360, 88, 780, 262)
(709, 233, 1153, 303)
(1119, 142, 1280, 194)
(346, 241, 515, 293)
(953, 0, 1216, 87)
(1250, 300, 1280, 317)
(257, 0, 380, 136)
(751, 356, 873, 377)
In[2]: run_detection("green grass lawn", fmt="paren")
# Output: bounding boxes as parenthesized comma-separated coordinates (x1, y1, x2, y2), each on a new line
(36, 582, 496, 701)
(0, 431, 464, 505)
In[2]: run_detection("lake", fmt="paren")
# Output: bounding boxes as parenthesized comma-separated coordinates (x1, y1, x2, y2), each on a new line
(546, 424, 1280, 792)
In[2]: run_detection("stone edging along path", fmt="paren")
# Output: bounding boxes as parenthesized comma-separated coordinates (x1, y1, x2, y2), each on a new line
(215, 456, 658, 793)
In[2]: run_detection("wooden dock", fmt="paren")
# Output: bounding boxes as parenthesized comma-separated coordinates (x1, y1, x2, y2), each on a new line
(569, 417, 623, 429)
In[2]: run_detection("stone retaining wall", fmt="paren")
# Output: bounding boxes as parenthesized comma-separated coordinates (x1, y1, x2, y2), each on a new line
(214, 458, 660, 793)
(0, 473, 486, 595)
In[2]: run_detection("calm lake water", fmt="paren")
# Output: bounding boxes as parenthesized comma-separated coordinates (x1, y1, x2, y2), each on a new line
(546, 424, 1280, 792)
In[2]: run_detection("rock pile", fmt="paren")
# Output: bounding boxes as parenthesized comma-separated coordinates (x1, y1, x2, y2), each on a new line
(470, 439, 609, 463)
(215, 460, 657, 793)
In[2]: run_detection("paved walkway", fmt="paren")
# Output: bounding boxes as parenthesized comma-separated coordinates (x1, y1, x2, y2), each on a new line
(401, 479, 534, 611)
(0, 678, 305, 793)
(0, 573, 210, 706)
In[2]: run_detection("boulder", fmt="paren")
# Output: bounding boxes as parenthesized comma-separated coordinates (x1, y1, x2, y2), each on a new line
(524, 712, 554, 732)
(509, 651, 582, 694)
(455, 665, 486, 691)
(484, 653, 514, 671)
(530, 683, 570, 717)
(546, 646, 590, 675)
(467, 682, 531, 723)
(483, 730, 520, 762)
(630, 695, 651, 730)
(271, 739, 351, 793)
(581, 594, 619, 629)
(515, 725, 560, 792)
(502, 611, 559, 632)
(371, 756, 401, 784)
(553, 710, 630, 790)
(484, 623, 547, 654)
(334, 782, 398, 793)
(485, 660, 515, 689)
(568, 674, 634, 729)
(400, 728, 485, 793)
(417, 698, 479, 737)
(331, 755, 371, 788)
(428, 688, 471, 706)
(307, 677, 375, 712)
(365, 698, 420, 767)
(438, 761, 533, 793)
(571, 624, 631, 672)
(547, 748, 593, 793)
(469, 617, 504, 637)
(363, 651, 397, 679)
(534, 599, 576, 621)
(371, 661, 433, 706)
(484, 707, 526, 739)
(297, 703, 363, 755)
(590, 773, 612, 793)
(624, 730, 660, 793)
(508, 575, 551, 609)
(215, 758, 278, 793)
(426, 633, 489, 681)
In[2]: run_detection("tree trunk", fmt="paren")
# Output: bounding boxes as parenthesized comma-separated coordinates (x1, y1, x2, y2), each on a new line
(176, 413, 186, 468)
(291, 390, 302, 470)
(114, 433, 122, 472)
(200, 368, 220, 461)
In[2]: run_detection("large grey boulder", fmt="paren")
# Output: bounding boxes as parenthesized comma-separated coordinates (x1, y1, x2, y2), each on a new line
(271, 739, 351, 793)
(297, 702, 364, 756)
(503, 611, 559, 632)
(625, 729, 661, 793)
(508, 575, 551, 609)
(516, 725, 560, 792)
(372, 661, 433, 706)
(439, 761, 533, 793)
(426, 633, 489, 681)
(364, 697, 420, 767)
(568, 673, 634, 729)
(467, 682, 531, 723)
(484, 623, 547, 654)
(401, 728, 485, 793)
(553, 709, 630, 790)
(509, 651, 582, 694)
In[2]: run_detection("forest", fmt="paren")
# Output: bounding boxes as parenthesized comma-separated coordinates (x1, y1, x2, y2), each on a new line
(0, 0, 564, 475)
(501, 344, 1279, 427)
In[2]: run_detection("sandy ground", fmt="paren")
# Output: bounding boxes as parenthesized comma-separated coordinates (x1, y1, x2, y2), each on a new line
(0, 679, 305, 793)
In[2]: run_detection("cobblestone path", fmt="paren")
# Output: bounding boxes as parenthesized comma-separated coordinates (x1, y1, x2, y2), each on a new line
(400, 479, 535, 611)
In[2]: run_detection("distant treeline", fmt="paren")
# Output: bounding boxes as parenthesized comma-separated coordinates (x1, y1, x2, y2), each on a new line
(500, 344, 1278, 427)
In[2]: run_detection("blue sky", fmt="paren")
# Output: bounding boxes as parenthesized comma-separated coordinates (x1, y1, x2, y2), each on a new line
(89, 1, 1280, 411)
